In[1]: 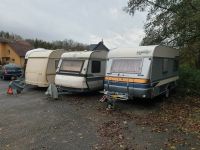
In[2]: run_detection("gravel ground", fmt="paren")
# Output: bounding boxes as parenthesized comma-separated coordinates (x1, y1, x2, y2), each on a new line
(0, 80, 199, 150)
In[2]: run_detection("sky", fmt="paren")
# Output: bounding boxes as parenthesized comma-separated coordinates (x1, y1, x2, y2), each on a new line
(0, 0, 147, 49)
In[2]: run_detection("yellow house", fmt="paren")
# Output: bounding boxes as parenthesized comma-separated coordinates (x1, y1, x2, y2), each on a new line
(0, 39, 33, 67)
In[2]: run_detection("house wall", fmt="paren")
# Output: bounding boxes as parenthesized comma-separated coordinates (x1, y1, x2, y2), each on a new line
(20, 57, 25, 67)
(0, 43, 23, 67)
(0, 43, 7, 62)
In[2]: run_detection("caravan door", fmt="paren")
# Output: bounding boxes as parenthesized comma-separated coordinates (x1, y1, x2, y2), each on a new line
(86, 60, 106, 91)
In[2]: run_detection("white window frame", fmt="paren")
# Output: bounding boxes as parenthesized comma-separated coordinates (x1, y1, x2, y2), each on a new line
(59, 60, 84, 73)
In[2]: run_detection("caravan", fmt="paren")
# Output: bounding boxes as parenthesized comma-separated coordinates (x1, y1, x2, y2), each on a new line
(104, 45, 179, 101)
(54, 50, 108, 93)
(25, 48, 65, 87)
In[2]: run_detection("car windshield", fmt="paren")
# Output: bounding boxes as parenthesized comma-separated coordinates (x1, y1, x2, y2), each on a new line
(110, 58, 143, 74)
(4, 64, 21, 71)
(59, 60, 84, 73)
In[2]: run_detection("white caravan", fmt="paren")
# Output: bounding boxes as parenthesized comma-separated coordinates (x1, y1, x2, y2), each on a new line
(25, 48, 65, 87)
(55, 50, 108, 93)
(104, 45, 179, 100)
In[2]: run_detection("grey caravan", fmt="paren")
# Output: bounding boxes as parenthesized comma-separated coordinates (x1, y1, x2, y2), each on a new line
(104, 45, 179, 100)
(55, 50, 108, 92)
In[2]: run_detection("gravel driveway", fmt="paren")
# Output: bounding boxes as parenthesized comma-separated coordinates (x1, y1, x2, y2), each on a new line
(0, 80, 199, 150)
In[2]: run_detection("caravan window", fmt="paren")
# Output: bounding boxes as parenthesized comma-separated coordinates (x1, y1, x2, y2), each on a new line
(92, 61, 101, 73)
(173, 58, 179, 72)
(111, 59, 142, 74)
(162, 58, 168, 73)
(60, 60, 84, 73)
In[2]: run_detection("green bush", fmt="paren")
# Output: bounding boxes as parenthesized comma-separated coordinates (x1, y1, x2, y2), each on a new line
(178, 65, 200, 93)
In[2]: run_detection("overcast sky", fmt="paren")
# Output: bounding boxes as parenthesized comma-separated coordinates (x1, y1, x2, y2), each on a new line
(0, 0, 146, 49)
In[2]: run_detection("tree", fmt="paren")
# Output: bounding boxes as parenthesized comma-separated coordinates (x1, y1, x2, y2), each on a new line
(0, 31, 22, 40)
(125, 0, 200, 68)
(0, 30, 87, 51)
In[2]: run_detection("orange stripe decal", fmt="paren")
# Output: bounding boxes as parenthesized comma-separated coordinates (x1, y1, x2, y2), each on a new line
(105, 76, 149, 84)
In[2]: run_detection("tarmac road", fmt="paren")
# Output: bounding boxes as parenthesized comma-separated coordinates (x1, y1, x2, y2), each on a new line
(0, 79, 199, 150)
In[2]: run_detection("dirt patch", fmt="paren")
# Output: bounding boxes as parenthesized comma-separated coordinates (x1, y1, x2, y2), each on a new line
(96, 120, 131, 149)
(95, 95, 200, 149)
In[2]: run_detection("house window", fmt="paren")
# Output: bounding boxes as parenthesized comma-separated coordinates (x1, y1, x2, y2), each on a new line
(8, 49, 10, 54)
(92, 61, 101, 73)
(162, 58, 168, 73)
(12, 59, 15, 62)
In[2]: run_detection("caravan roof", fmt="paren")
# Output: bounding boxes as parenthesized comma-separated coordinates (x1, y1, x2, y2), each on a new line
(61, 50, 108, 59)
(25, 48, 47, 59)
(109, 45, 179, 58)
(26, 48, 65, 59)
(61, 50, 92, 59)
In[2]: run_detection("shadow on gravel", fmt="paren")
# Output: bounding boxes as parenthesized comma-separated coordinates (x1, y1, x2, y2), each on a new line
(109, 96, 166, 112)
(24, 85, 47, 92)
(114, 90, 179, 111)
